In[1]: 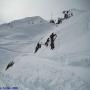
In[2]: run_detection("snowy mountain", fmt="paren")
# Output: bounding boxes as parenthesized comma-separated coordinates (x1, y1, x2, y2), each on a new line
(0, 9, 90, 90)
(0, 16, 54, 69)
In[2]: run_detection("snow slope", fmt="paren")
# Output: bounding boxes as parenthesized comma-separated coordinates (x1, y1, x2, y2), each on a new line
(0, 9, 90, 90)
(0, 16, 54, 70)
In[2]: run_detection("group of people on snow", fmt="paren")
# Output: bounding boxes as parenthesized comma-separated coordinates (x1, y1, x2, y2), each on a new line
(34, 33, 57, 53)
(63, 10, 73, 19)
(50, 10, 73, 24)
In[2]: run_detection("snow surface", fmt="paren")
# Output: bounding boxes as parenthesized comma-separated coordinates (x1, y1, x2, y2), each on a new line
(0, 9, 90, 90)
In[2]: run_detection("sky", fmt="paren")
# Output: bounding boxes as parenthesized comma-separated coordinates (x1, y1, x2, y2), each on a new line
(0, 0, 89, 24)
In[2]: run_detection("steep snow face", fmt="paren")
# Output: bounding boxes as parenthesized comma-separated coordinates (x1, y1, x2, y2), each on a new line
(37, 9, 90, 58)
(0, 9, 90, 90)
(0, 16, 55, 70)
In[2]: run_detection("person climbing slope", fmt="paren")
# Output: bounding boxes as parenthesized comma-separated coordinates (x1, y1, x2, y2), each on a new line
(50, 33, 57, 50)
(5, 61, 14, 71)
(45, 38, 50, 47)
(34, 42, 41, 53)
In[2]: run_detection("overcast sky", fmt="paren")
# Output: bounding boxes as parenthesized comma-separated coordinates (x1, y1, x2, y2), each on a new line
(0, 0, 89, 23)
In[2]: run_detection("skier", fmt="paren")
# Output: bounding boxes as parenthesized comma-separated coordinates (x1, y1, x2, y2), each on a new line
(34, 42, 41, 53)
(50, 33, 57, 50)
(45, 38, 50, 47)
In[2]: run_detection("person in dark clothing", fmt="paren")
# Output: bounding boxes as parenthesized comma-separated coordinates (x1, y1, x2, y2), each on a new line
(50, 33, 57, 50)
(63, 11, 69, 19)
(6, 61, 14, 71)
(56, 18, 62, 24)
(64, 13, 68, 19)
(34, 42, 41, 53)
(45, 38, 50, 47)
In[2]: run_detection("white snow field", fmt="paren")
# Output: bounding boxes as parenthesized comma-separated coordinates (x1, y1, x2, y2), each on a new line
(0, 9, 90, 90)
